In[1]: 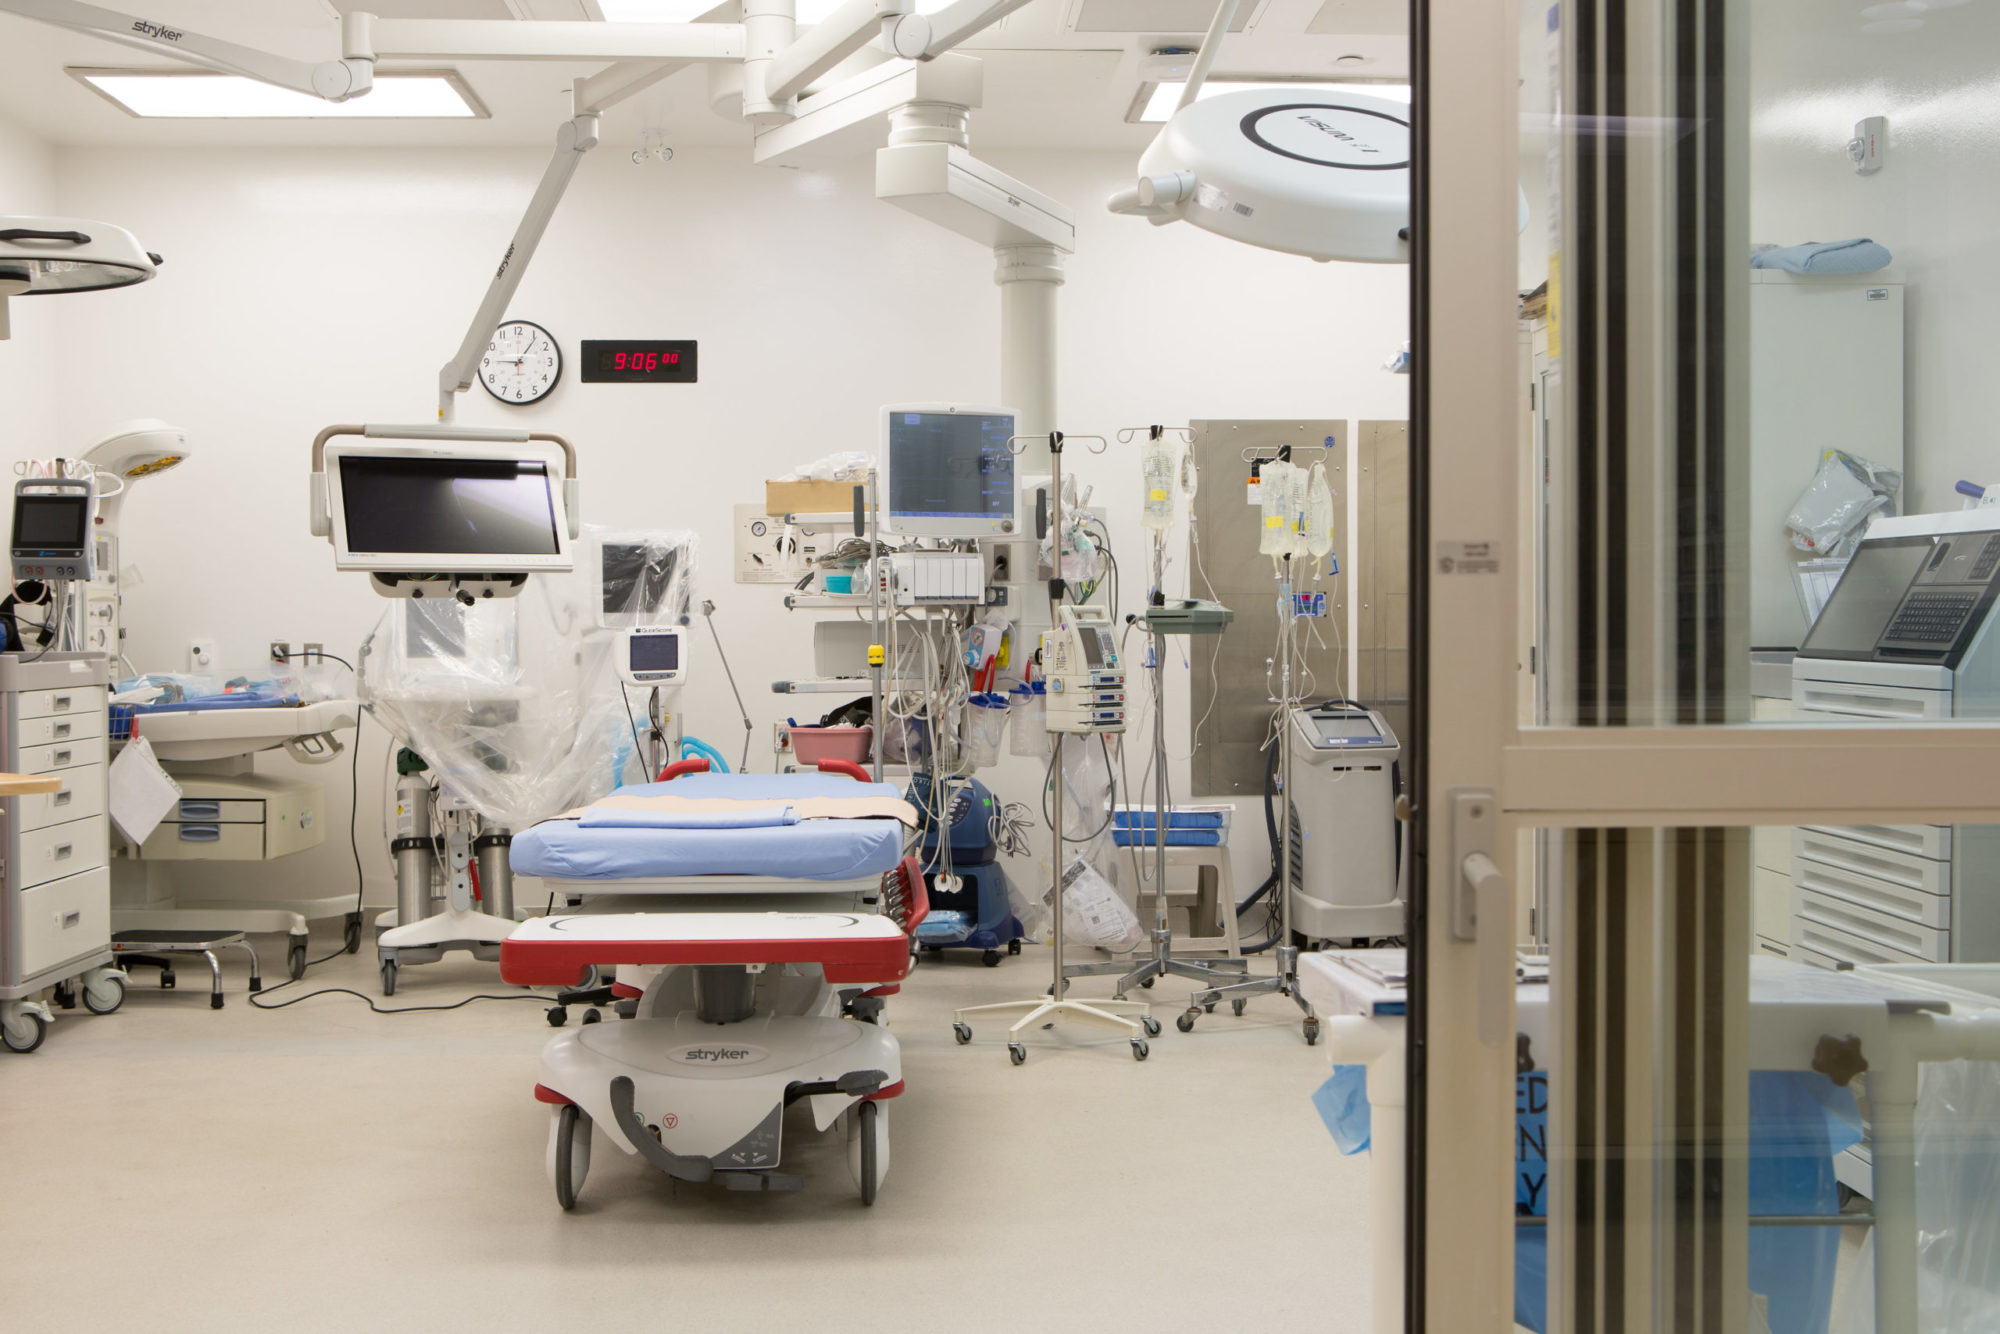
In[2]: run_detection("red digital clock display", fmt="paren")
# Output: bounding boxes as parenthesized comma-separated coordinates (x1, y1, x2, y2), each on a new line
(580, 339, 698, 384)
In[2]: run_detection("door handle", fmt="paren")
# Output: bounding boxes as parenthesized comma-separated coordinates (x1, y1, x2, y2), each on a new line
(1449, 788, 1514, 1048)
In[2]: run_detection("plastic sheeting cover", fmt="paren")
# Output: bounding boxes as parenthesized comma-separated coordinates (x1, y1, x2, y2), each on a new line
(359, 526, 697, 828)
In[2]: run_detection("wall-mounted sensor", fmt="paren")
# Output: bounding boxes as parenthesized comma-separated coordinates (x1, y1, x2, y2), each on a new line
(1848, 116, 1886, 175)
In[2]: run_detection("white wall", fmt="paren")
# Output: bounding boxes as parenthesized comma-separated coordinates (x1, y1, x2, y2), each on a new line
(0, 114, 58, 471)
(1750, 6, 2000, 514)
(42, 142, 1407, 912)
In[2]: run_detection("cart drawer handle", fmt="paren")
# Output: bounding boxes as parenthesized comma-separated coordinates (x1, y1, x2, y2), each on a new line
(53, 722, 72, 738)
(179, 800, 221, 819)
(51, 749, 71, 765)
(52, 694, 71, 710)
(51, 842, 73, 860)
(178, 824, 222, 843)
(52, 790, 71, 807)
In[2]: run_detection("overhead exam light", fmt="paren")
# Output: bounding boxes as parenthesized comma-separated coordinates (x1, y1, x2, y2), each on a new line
(81, 419, 191, 531)
(1110, 88, 1412, 263)
(0, 216, 159, 340)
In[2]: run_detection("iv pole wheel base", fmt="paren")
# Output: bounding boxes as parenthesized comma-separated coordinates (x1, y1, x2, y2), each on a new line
(1176, 1010, 1197, 1033)
(1232, 998, 1247, 1017)
(1140, 976, 1155, 989)
(1008, 1042, 1027, 1065)
(1130, 1038, 1149, 1060)
(1303, 1018, 1321, 1046)
(952, 1021, 972, 1045)
(1142, 1016, 1162, 1038)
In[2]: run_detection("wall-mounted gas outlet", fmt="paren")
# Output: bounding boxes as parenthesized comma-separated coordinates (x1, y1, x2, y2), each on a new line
(270, 640, 291, 664)
(189, 638, 217, 671)
(303, 642, 324, 666)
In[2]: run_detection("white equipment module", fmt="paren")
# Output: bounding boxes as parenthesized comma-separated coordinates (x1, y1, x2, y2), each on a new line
(1288, 703, 1403, 942)
(880, 404, 1018, 539)
(617, 626, 685, 688)
(1042, 605, 1124, 734)
(11, 479, 96, 583)
(1789, 512, 2000, 967)
(878, 551, 985, 605)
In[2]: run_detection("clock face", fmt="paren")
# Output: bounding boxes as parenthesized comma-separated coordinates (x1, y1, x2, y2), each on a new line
(479, 320, 561, 405)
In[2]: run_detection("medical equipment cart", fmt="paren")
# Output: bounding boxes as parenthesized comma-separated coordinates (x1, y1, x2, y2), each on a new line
(0, 652, 124, 1051)
(908, 774, 1022, 965)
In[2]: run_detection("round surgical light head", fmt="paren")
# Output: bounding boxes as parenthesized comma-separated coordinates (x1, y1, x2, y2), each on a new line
(0, 215, 158, 339)
(82, 420, 192, 482)
(1119, 89, 1412, 264)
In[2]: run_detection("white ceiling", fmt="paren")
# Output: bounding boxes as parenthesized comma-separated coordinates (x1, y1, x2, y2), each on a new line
(0, 0, 1406, 153)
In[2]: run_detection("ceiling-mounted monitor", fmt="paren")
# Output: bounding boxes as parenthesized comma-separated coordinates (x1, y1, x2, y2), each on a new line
(323, 441, 573, 577)
(880, 403, 1018, 540)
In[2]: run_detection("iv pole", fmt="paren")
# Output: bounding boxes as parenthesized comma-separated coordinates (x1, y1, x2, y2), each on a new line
(1184, 441, 1331, 1045)
(1060, 425, 1247, 1001)
(951, 431, 1154, 1064)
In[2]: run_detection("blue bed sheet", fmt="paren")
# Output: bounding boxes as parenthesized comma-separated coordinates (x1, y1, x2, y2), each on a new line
(510, 773, 908, 882)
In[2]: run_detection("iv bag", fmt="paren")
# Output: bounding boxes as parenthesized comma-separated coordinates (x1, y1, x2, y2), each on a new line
(1285, 460, 1310, 557)
(1179, 440, 1200, 505)
(1141, 433, 1176, 533)
(1304, 461, 1335, 560)
(1260, 460, 1298, 557)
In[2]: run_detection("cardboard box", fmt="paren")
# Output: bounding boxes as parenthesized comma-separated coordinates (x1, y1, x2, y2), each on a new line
(765, 479, 861, 518)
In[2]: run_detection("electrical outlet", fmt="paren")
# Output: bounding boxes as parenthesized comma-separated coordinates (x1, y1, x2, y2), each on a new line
(189, 638, 217, 672)
(303, 641, 324, 665)
(270, 640, 291, 664)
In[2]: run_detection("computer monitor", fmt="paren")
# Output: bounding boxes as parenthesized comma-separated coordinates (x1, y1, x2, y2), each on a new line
(880, 404, 1018, 539)
(324, 441, 572, 575)
(10, 480, 96, 582)
(598, 536, 690, 628)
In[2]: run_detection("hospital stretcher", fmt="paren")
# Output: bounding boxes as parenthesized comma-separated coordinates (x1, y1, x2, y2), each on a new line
(500, 762, 927, 1206)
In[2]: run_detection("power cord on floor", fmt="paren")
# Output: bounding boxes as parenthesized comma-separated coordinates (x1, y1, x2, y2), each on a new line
(249, 982, 556, 1014)
(273, 649, 369, 976)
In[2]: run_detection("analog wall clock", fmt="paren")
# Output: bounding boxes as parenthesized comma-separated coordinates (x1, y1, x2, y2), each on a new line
(478, 319, 561, 405)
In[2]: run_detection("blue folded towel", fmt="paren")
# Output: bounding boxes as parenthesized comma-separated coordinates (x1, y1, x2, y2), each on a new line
(1750, 238, 1891, 274)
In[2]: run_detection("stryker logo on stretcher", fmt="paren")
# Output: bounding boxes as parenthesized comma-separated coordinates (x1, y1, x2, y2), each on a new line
(132, 19, 185, 41)
(669, 1044, 769, 1065)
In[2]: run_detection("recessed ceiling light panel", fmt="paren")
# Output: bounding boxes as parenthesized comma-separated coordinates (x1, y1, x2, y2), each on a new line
(71, 68, 486, 119)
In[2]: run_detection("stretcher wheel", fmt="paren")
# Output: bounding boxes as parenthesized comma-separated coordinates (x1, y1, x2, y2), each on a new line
(1, 1005, 47, 1053)
(1131, 1039, 1149, 1061)
(1232, 999, 1247, 1017)
(952, 1022, 972, 1045)
(981, 950, 1001, 967)
(82, 968, 126, 1015)
(1142, 1016, 1161, 1038)
(1139, 976, 1155, 989)
(288, 940, 309, 980)
(159, 969, 177, 990)
(1176, 1010, 1197, 1034)
(1008, 1042, 1027, 1065)
(344, 913, 364, 955)
(553, 1103, 591, 1211)
(380, 960, 398, 996)
(848, 1100, 884, 1206)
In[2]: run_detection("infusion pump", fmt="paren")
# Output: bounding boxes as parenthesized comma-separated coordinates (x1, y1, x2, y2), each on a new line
(1041, 605, 1125, 734)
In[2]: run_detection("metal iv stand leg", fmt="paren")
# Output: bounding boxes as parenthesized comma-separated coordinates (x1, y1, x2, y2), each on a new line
(1182, 557, 1320, 1045)
(951, 429, 1153, 1063)
(1063, 620, 1247, 1002)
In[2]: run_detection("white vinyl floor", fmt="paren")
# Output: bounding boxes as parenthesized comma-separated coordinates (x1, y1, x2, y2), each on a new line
(3, 930, 1371, 1333)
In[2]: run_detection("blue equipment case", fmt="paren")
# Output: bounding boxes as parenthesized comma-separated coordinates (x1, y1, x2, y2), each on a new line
(905, 776, 1024, 966)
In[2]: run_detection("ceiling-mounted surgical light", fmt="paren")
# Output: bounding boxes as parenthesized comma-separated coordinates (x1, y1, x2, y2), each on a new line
(0, 216, 159, 340)
(1128, 76, 1410, 124)
(595, 0, 953, 20)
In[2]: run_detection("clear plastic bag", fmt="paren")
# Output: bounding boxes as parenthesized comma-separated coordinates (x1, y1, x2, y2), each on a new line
(1303, 460, 1336, 561)
(359, 526, 698, 829)
(1141, 433, 1177, 533)
(1008, 681, 1049, 759)
(1786, 451, 1902, 557)
(1055, 852, 1145, 951)
(1260, 460, 1299, 558)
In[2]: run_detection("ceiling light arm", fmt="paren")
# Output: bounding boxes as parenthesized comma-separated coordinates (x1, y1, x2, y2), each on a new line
(358, 18, 743, 63)
(0, 0, 372, 100)
(574, 59, 689, 115)
(1176, 0, 1242, 115)
(765, 0, 925, 107)
(437, 113, 599, 421)
(917, 0, 1038, 60)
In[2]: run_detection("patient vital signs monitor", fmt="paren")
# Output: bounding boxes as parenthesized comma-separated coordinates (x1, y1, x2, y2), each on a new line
(881, 404, 1018, 538)
(10, 479, 95, 582)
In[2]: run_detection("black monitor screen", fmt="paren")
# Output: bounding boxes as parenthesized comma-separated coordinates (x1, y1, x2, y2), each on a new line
(1313, 714, 1381, 744)
(339, 456, 560, 557)
(1079, 629, 1104, 667)
(888, 412, 1015, 522)
(12, 495, 88, 551)
(1801, 536, 1936, 657)
(602, 543, 684, 620)
(629, 633, 680, 673)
